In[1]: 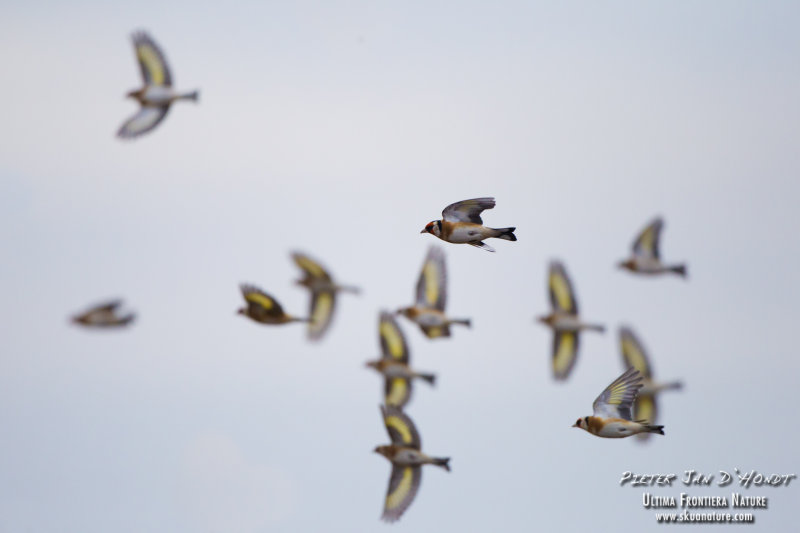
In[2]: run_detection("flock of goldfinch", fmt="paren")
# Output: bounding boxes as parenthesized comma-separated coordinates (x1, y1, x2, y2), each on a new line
(69, 30, 688, 523)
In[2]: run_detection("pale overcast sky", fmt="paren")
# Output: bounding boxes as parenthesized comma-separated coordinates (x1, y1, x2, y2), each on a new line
(0, 1, 798, 532)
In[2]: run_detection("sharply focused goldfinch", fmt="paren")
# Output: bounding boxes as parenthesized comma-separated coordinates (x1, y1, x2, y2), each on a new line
(291, 251, 359, 341)
(365, 312, 436, 408)
(619, 326, 683, 441)
(374, 405, 450, 522)
(117, 31, 199, 139)
(237, 284, 309, 325)
(71, 300, 135, 328)
(537, 260, 604, 381)
(618, 217, 687, 277)
(572, 367, 665, 438)
(421, 197, 516, 252)
(397, 246, 471, 339)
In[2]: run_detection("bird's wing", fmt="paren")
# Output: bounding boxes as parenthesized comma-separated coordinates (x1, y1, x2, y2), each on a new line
(592, 367, 644, 420)
(548, 260, 578, 314)
(632, 217, 663, 260)
(240, 284, 285, 317)
(381, 405, 421, 449)
(132, 31, 172, 87)
(552, 331, 579, 380)
(117, 106, 170, 139)
(379, 312, 409, 364)
(619, 327, 653, 379)
(381, 465, 422, 523)
(441, 197, 495, 224)
(415, 246, 446, 311)
(634, 394, 657, 430)
(291, 252, 332, 283)
(307, 290, 335, 340)
(384, 378, 412, 408)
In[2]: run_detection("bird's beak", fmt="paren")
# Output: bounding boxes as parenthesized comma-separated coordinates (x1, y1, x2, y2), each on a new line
(420, 228, 427, 234)
(571, 422, 579, 428)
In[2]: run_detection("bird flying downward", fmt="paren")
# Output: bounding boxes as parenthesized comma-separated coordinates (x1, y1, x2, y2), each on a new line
(366, 312, 436, 408)
(537, 260, 605, 381)
(572, 367, 665, 438)
(374, 405, 450, 523)
(71, 299, 135, 328)
(618, 217, 687, 277)
(619, 326, 683, 441)
(237, 284, 309, 325)
(291, 251, 359, 341)
(117, 31, 199, 139)
(420, 197, 516, 252)
(397, 246, 471, 339)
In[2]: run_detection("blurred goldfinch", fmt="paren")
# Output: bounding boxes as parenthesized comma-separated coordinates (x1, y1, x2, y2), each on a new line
(537, 260, 604, 380)
(421, 197, 516, 252)
(374, 405, 450, 522)
(117, 31, 199, 139)
(365, 312, 436, 408)
(237, 284, 309, 325)
(619, 326, 683, 441)
(618, 217, 687, 277)
(572, 367, 665, 438)
(71, 299, 135, 328)
(291, 252, 359, 341)
(397, 246, 471, 339)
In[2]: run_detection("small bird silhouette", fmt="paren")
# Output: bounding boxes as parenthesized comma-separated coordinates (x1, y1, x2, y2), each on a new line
(237, 284, 309, 325)
(365, 312, 436, 408)
(572, 367, 665, 438)
(397, 246, 471, 339)
(374, 405, 450, 522)
(619, 326, 683, 441)
(291, 252, 359, 341)
(618, 217, 687, 277)
(117, 31, 199, 139)
(421, 197, 516, 252)
(537, 260, 604, 380)
(71, 300, 135, 328)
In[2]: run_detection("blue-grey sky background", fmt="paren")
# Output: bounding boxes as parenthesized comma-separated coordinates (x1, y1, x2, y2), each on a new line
(1, 1, 798, 531)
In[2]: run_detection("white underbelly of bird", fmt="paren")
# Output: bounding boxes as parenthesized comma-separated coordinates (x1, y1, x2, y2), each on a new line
(595, 420, 644, 438)
(446, 224, 497, 243)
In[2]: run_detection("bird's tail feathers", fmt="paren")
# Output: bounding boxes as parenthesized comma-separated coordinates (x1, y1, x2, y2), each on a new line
(646, 424, 665, 435)
(433, 457, 451, 471)
(493, 227, 517, 241)
(338, 285, 361, 295)
(419, 373, 436, 386)
(664, 380, 684, 391)
(585, 323, 605, 333)
(181, 90, 200, 102)
(671, 264, 687, 278)
(451, 318, 471, 328)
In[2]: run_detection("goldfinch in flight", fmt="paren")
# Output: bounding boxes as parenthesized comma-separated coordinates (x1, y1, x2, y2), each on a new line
(237, 284, 309, 325)
(291, 251, 359, 341)
(71, 299, 135, 328)
(421, 197, 516, 252)
(374, 405, 450, 522)
(537, 260, 604, 381)
(397, 246, 471, 339)
(618, 217, 687, 277)
(117, 31, 199, 139)
(619, 326, 683, 441)
(572, 367, 665, 438)
(365, 312, 436, 408)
